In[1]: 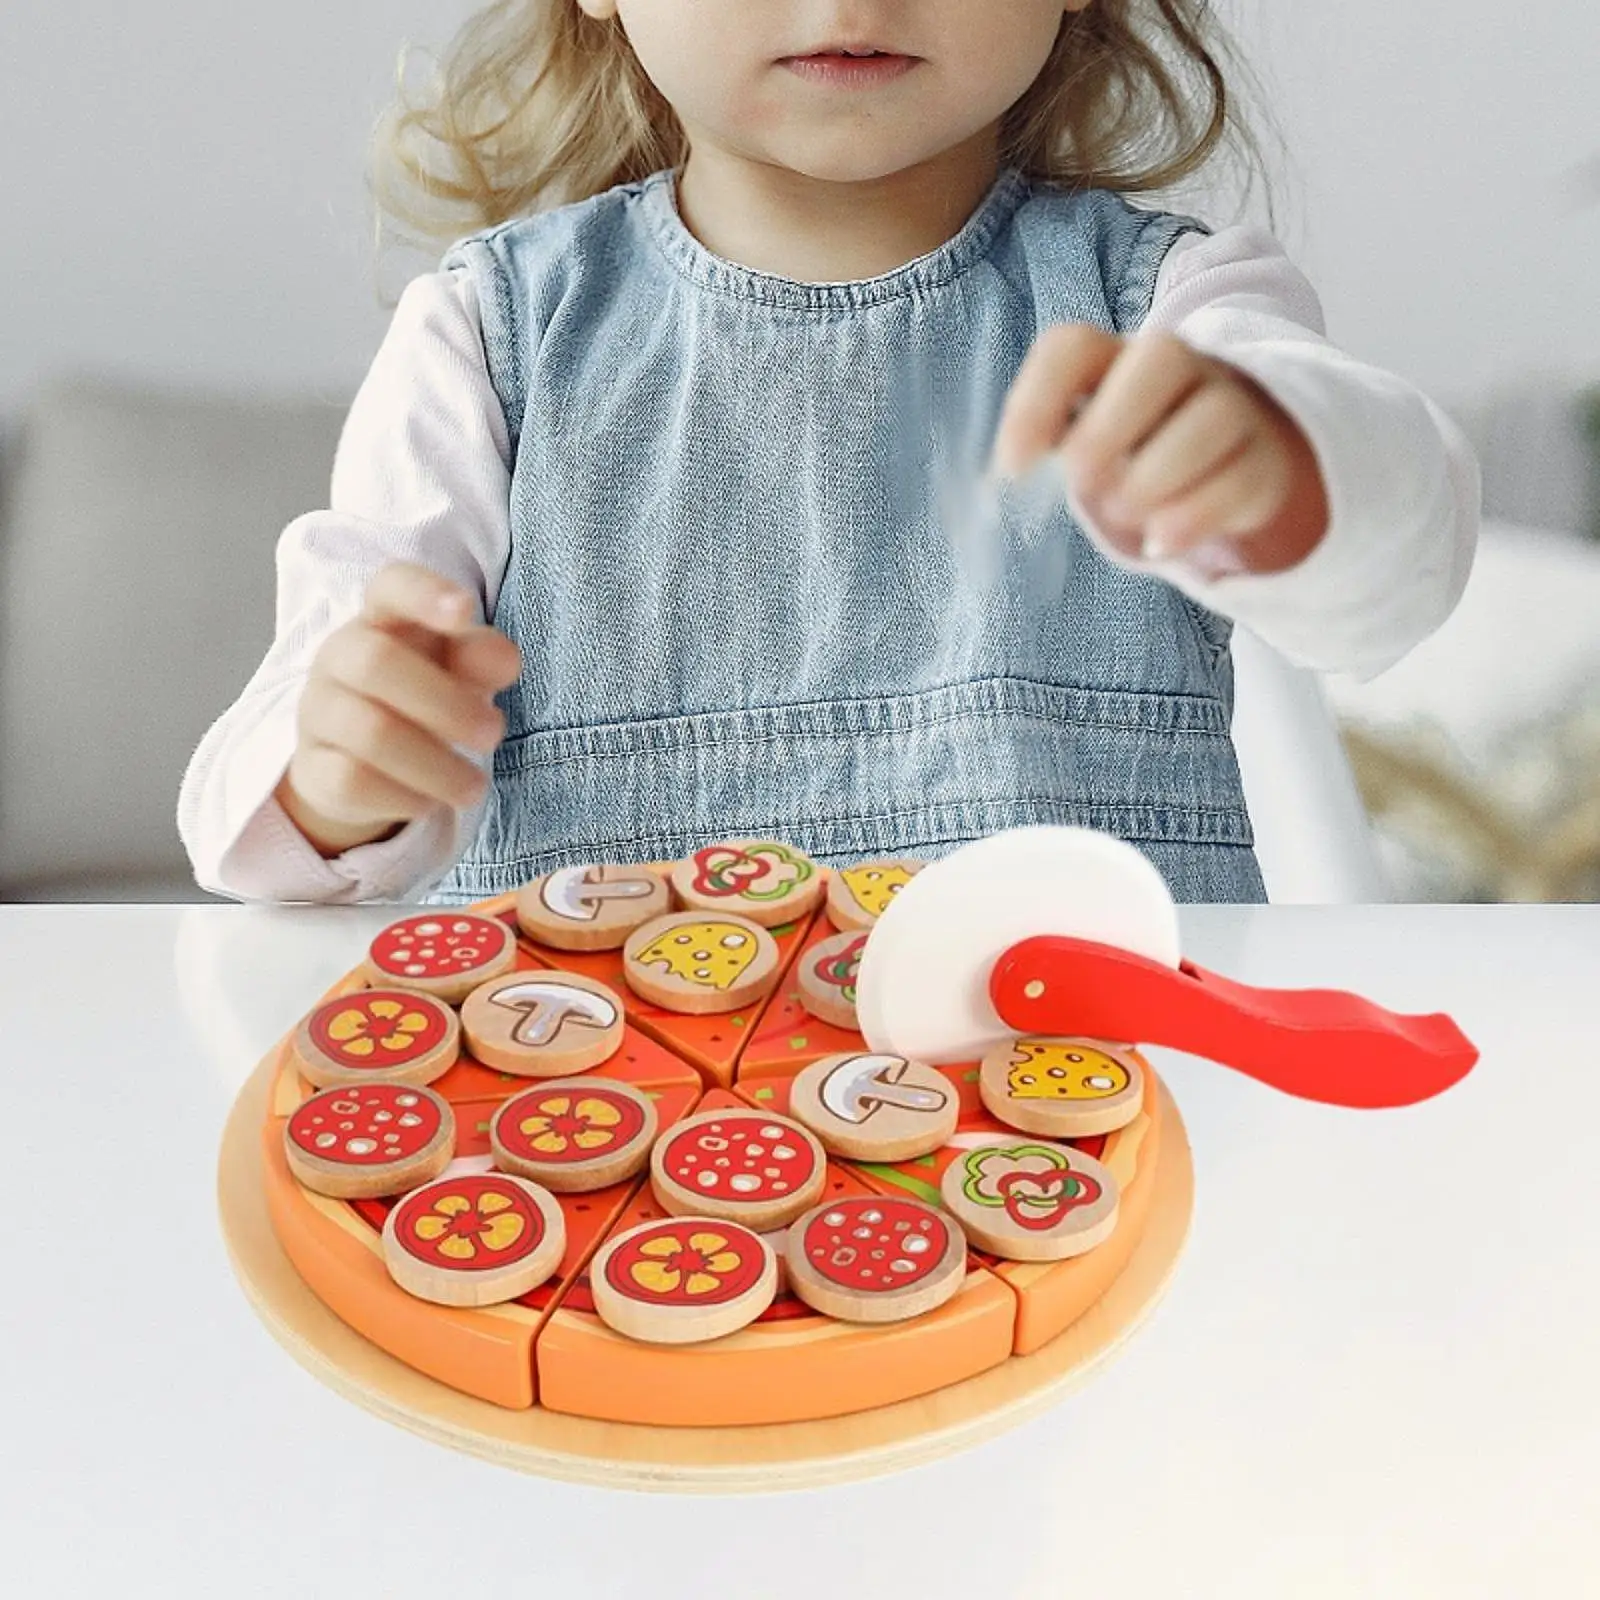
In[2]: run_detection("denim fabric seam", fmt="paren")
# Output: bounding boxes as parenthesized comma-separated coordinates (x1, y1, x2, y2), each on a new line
(440, 800, 1256, 887)
(636, 166, 1037, 312)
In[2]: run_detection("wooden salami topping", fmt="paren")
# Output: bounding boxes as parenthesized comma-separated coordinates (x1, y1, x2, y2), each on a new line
(786, 1196, 966, 1324)
(382, 1172, 565, 1307)
(825, 859, 924, 931)
(787, 1052, 958, 1162)
(979, 1037, 1145, 1138)
(490, 1078, 657, 1192)
(292, 989, 459, 1090)
(590, 1217, 777, 1344)
(650, 1109, 826, 1230)
(622, 912, 779, 1015)
(364, 913, 516, 1002)
(515, 865, 670, 951)
(796, 931, 867, 1029)
(460, 970, 625, 1076)
(938, 1140, 1119, 1262)
(283, 1083, 455, 1199)
(668, 840, 825, 928)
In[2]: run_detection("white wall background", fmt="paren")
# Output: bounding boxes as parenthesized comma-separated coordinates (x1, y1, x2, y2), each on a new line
(3, 0, 1600, 414)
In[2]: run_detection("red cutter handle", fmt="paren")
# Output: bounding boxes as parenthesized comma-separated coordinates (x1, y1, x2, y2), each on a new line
(990, 936, 1478, 1109)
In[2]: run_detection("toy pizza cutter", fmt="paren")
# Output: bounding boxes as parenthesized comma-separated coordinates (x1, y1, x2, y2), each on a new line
(854, 827, 1477, 1109)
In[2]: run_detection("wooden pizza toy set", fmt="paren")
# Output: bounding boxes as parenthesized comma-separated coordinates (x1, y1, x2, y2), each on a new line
(220, 825, 1480, 1484)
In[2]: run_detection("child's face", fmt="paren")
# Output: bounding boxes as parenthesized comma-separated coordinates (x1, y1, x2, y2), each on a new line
(577, 1, 1083, 181)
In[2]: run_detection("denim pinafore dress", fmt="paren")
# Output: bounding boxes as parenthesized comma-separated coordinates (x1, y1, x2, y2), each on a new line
(427, 165, 1264, 905)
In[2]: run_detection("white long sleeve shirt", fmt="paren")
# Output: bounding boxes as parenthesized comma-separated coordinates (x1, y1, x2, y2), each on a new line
(177, 222, 1480, 904)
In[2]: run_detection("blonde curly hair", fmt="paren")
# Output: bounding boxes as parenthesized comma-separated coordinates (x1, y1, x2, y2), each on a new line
(372, 1, 1282, 254)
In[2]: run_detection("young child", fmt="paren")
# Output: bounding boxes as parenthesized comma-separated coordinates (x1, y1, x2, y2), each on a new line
(179, 0, 1478, 907)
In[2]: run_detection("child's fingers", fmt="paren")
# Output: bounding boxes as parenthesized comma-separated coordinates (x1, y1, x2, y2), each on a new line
(287, 742, 441, 830)
(1110, 380, 1260, 521)
(990, 324, 1123, 479)
(363, 562, 480, 636)
(1143, 433, 1292, 557)
(320, 623, 505, 756)
(1058, 333, 1208, 501)
(297, 678, 488, 811)
(444, 626, 523, 694)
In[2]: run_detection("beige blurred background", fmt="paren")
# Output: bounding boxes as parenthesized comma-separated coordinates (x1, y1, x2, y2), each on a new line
(2, 0, 1597, 902)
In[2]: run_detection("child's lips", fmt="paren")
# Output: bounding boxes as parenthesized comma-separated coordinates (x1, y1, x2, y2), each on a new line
(781, 53, 920, 87)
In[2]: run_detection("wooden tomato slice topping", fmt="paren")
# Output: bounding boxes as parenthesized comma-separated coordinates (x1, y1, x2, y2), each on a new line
(650, 1110, 826, 1229)
(604, 1219, 770, 1307)
(490, 1079, 657, 1192)
(365, 913, 515, 1000)
(383, 1173, 565, 1308)
(590, 1217, 778, 1344)
(294, 990, 459, 1089)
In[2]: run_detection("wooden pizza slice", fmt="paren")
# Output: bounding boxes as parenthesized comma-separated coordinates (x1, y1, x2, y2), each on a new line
(516, 899, 822, 1087)
(737, 912, 875, 1083)
(263, 986, 707, 1410)
(847, 1061, 1166, 1355)
(534, 1088, 1017, 1427)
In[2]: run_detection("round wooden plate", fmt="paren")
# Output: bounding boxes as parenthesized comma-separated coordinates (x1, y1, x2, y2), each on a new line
(218, 1049, 1194, 1494)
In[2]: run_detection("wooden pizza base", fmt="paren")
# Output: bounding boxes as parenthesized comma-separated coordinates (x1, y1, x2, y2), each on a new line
(218, 1049, 1194, 1494)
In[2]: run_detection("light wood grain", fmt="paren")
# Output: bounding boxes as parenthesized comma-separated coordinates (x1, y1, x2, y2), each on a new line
(220, 1049, 1193, 1492)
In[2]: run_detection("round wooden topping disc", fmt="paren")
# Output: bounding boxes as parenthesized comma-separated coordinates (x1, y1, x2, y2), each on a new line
(591, 1217, 777, 1345)
(284, 1083, 455, 1199)
(460, 970, 625, 1076)
(382, 1172, 565, 1308)
(796, 931, 867, 1029)
(786, 1196, 966, 1325)
(292, 989, 460, 1090)
(650, 1109, 827, 1231)
(939, 1140, 1119, 1263)
(490, 1078, 657, 1192)
(669, 841, 825, 929)
(825, 859, 924, 932)
(364, 913, 517, 1003)
(787, 1053, 958, 1162)
(622, 912, 779, 1015)
(979, 1037, 1146, 1138)
(515, 865, 670, 951)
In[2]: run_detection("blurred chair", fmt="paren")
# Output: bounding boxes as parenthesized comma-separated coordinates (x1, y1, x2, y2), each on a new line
(1229, 626, 1388, 903)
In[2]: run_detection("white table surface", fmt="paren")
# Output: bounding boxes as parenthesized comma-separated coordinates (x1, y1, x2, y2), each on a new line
(4, 903, 1597, 1598)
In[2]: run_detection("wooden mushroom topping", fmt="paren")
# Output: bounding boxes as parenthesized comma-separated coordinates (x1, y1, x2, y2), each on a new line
(460, 970, 625, 1076)
(515, 865, 670, 951)
(787, 1052, 957, 1162)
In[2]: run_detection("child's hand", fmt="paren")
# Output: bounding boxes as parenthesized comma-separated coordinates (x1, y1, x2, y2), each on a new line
(276, 563, 521, 857)
(990, 326, 1328, 574)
